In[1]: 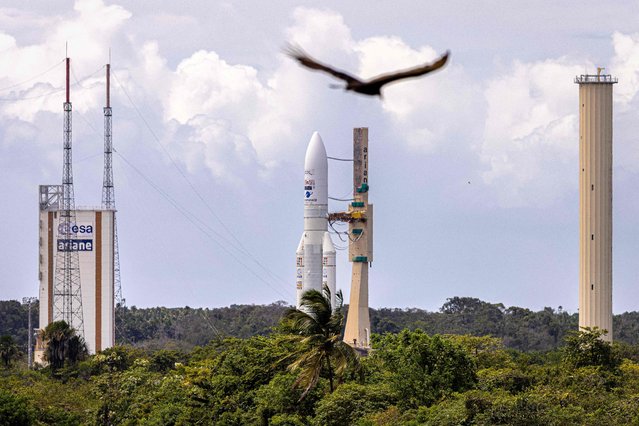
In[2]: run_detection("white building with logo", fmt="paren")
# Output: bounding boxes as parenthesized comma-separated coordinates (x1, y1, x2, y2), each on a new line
(36, 185, 115, 361)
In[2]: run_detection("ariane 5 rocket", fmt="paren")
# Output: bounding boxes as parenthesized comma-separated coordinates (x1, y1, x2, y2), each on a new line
(296, 132, 336, 309)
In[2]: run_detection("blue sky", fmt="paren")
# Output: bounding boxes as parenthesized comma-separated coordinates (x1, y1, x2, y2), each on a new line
(1, 0, 639, 313)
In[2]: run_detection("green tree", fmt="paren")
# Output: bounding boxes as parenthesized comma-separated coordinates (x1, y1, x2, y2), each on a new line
(311, 383, 395, 426)
(373, 330, 477, 409)
(0, 335, 19, 368)
(563, 327, 621, 370)
(281, 287, 360, 398)
(0, 389, 33, 426)
(41, 321, 87, 372)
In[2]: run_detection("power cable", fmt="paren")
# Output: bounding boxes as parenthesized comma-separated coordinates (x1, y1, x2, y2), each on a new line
(0, 86, 65, 102)
(0, 58, 65, 92)
(71, 80, 292, 302)
(111, 69, 292, 293)
(0, 64, 106, 102)
(115, 150, 293, 301)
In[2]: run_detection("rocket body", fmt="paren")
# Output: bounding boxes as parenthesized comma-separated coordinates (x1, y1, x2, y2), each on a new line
(296, 132, 336, 309)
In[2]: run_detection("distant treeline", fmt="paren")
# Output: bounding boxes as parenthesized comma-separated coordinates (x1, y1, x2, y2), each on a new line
(3, 296, 639, 352)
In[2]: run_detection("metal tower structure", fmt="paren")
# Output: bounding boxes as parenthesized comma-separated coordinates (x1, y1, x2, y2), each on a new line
(53, 57, 84, 337)
(22, 297, 37, 369)
(101, 63, 124, 307)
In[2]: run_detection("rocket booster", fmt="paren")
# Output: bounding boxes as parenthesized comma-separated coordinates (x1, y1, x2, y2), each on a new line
(296, 132, 336, 309)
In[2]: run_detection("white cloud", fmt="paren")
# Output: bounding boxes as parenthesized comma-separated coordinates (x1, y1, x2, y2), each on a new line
(480, 59, 585, 207)
(0, 3, 479, 181)
(166, 116, 259, 184)
(165, 50, 267, 125)
(0, 0, 131, 121)
(611, 31, 639, 106)
(354, 36, 480, 153)
(286, 7, 353, 56)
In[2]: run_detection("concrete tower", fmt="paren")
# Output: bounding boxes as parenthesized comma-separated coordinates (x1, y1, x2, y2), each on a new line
(343, 128, 373, 349)
(575, 70, 617, 341)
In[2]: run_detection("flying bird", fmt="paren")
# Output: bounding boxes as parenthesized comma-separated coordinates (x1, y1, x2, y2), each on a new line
(285, 45, 450, 97)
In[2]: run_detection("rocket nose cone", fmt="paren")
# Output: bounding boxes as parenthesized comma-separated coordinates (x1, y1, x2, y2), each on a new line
(304, 131, 328, 206)
(305, 132, 327, 170)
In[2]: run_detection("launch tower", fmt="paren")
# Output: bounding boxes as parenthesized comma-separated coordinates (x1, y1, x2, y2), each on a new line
(102, 63, 123, 308)
(342, 128, 373, 349)
(52, 57, 84, 337)
(36, 58, 116, 361)
(575, 70, 617, 341)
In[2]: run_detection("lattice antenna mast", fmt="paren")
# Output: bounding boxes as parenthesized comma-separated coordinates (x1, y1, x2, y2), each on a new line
(53, 57, 84, 337)
(102, 62, 124, 307)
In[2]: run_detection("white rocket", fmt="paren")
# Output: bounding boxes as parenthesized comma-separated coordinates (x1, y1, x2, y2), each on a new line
(296, 132, 336, 309)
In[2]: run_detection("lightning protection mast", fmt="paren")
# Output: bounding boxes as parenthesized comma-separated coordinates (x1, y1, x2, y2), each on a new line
(102, 63, 124, 308)
(53, 57, 84, 337)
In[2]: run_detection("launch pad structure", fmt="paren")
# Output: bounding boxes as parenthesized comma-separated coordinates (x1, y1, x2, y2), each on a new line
(35, 57, 119, 361)
(329, 128, 373, 350)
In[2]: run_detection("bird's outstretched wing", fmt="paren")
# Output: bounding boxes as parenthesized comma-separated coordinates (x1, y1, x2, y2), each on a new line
(367, 51, 450, 88)
(284, 45, 361, 85)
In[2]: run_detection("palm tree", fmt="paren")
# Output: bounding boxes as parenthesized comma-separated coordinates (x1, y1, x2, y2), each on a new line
(0, 335, 19, 368)
(282, 286, 360, 399)
(41, 321, 88, 371)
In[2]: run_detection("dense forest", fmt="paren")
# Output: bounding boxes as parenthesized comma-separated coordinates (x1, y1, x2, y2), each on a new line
(4, 297, 639, 353)
(1, 291, 639, 425)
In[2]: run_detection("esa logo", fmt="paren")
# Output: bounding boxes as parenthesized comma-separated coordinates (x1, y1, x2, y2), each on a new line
(58, 223, 93, 236)
(305, 191, 312, 198)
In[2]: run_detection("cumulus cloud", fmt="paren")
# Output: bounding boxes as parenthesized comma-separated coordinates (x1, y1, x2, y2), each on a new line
(611, 31, 639, 106)
(609, 31, 639, 173)
(166, 116, 258, 183)
(0, 3, 475, 182)
(165, 50, 267, 125)
(479, 59, 585, 207)
(354, 36, 480, 153)
(0, 0, 130, 121)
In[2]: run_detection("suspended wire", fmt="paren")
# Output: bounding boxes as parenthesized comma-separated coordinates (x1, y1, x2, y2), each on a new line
(112, 161, 225, 340)
(329, 196, 354, 201)
(0, 64, 106, 102)
(114, 150, 293, 301)
(71, 90, 291, 301)
(70, 64, 105, 134)
(329, 221, 348, 242)
(0, 58, 65, 92)
(0, 86, 65, 102)
(71, 94, 292, 317)
(327, 156, 353, 162)
(110, 69, 292, 292)
(75, 152, 103, 163)
(75, 109, 102, 137)
(180, 288, 224, 339)
(70, 80, 292, 303)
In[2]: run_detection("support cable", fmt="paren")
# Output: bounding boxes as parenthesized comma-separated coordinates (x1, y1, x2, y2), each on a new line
(114, 150, 293, 301)
(0, 58, 65, 92)
(111, 70, 292, 295)
(71, 86, 292, 302)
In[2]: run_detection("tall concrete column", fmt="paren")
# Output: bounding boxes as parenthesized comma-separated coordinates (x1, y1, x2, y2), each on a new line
(575, 72, 617, 341)
(344, 128, 373, 349)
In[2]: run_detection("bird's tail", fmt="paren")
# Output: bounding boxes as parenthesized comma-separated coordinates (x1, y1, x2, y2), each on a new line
(328, 84, 342, 89)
